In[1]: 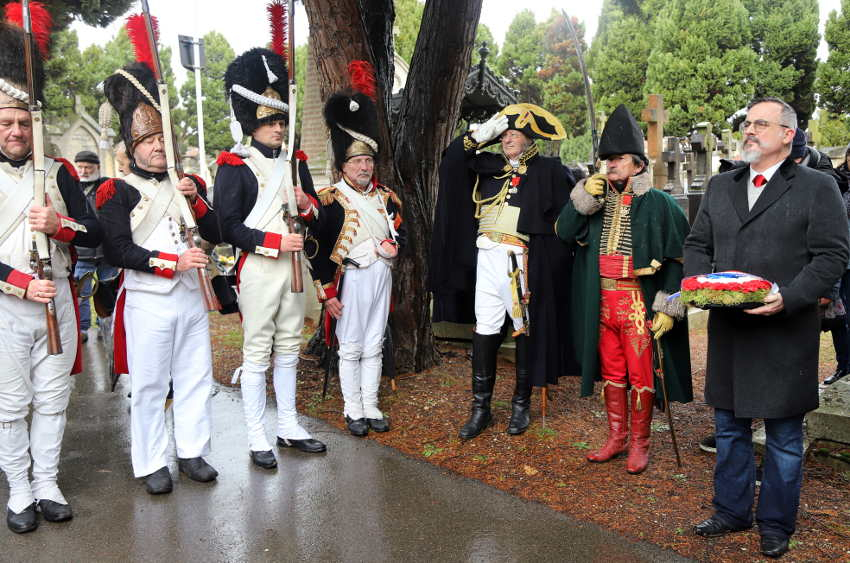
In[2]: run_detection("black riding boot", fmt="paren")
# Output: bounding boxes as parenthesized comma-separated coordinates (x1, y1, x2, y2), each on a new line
(507, 334, 531, 435)
(459, 332, 501, 439)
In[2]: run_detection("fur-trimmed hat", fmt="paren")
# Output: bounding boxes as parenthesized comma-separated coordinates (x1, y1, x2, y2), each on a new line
(225, 47, 289, 136)
(598, 104, 647, 164)
(0, 2, 51, 111)
(103, 61, 162, 154)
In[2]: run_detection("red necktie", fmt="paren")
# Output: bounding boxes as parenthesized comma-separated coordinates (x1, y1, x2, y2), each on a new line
(753, 174, 767, 188)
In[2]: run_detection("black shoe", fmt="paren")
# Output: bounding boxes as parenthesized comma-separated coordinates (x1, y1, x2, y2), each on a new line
(694, 515, 752, 537)
(250, 450, 277, 469)
(6, 503, 38, 534)
(507, 335, 531, 435)
(345, 416, 369, 437)
(276, 437, 327, 453)
(144, 467, 173, 495)
(824, 369, 848, 385)
(459, 332, 500, 440)
(367, 418, 390, 432)
(178, 457, 218, 483)
(699, 435, 717, 453)
(37, 499, 73, 522)
(761, 535, 789, 558)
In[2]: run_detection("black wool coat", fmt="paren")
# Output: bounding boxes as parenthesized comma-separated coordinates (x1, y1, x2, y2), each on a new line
(684, 158, 850, 418)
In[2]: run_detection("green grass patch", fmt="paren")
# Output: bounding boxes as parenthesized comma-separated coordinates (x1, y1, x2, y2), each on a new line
(422, 444, 443, 457)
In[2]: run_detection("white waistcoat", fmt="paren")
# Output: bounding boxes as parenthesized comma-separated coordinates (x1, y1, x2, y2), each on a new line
(333, 179, 393, 269)
(121, 173, 197, 294)
(0, 158, 72, 279)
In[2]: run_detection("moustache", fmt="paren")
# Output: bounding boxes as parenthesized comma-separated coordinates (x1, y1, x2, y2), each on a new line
(744, 136, 761, 146)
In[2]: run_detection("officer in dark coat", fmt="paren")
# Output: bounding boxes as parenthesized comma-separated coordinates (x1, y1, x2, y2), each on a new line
(430, 104, 577, 439)
(686, 97, 850, 559)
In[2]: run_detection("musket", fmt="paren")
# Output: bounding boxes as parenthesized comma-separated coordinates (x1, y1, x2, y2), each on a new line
(282, 0, 304, 293)
(23, 0, 61, 355)
(140, 0, 220, 311)
(563, 11, 599, 174)
(652, 338, 682, 468)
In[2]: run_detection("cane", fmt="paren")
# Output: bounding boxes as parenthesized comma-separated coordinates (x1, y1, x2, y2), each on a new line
(653, 338, 682, 468)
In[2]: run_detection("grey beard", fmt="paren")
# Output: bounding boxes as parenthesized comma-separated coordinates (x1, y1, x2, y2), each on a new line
(741, 148, 762, 163)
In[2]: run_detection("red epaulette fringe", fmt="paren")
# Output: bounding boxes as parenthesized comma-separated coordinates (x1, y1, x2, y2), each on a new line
(216, 152, 245, 167)
(96, 179, 117, 210)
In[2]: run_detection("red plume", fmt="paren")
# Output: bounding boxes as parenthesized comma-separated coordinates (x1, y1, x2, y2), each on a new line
(267, 1, 286, 59)
(126, 13, 159, 74)
(348, 60, 376, 101)
(4, 1, 53, 59)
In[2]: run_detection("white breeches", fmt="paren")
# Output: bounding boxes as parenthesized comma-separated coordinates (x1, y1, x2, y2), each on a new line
(336, 261, 391, 420)
(125, 284, 213, 478)
(238, 252, 305, 366)
(474, 241, 526, 335)
(0, 281, 76, 511)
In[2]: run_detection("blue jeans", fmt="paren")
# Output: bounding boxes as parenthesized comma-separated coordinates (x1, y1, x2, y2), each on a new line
(713, 408, 804, 539)
(73, 260, 119, 332)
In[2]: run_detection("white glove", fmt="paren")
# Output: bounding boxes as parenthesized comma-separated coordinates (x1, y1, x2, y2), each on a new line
(471, 113, 509, 144)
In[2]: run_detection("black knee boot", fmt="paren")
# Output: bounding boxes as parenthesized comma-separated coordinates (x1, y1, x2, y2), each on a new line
(507, 334, 532, 435)
(459, 332, 501, 439)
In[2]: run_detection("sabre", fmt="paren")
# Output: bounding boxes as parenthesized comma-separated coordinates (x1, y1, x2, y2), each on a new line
(23, 0, 61, 355)
(652, 338, 682, 468)
(140, 0, 221, 311)
(563, 11, 599, 173)
(508, 251, 530, 337)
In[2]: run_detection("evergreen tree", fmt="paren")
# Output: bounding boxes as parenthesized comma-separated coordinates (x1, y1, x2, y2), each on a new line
(496, 10, 544, 104)
(645, 0, 757, 136)
(539, 12, 586, 137)
(817, 0, 850, 115)
(0, 0, 134, 30)
(587, 0, 653, 120)
(393, 0, 425, 64)
(745, 0, 819, 127)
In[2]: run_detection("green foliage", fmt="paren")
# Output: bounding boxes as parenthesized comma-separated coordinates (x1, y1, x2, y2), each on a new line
(745, 0, 819, 127)
(422, 443, 443, 457)
(178, 31, 236, 158)
(43, 27, 182, 145)
(497, 10, 544, 104)
(393, 0, 425, 64)
(645, 0, 758, 136)
(539, 12, 587, 137)
(587, 0, 652, 119)
(810, 111, 850, 148)
(817, 0, 850, 115)
(560, 130, 592, 166)
(472, 23, 499, 67)
(0, 0, 134, 30)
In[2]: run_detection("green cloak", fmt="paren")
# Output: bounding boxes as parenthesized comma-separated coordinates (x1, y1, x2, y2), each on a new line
(555, 173, 693, 403)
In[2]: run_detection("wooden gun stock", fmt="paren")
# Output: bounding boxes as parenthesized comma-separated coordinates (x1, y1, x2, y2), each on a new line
(287, 215, 304, 293)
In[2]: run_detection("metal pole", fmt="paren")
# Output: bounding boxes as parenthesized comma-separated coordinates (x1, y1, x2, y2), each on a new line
(193, 37, 209, 185)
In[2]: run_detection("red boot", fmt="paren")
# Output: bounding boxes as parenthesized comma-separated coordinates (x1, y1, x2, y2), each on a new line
(626, 387, 654, 474)
(587, 383, 629, 462)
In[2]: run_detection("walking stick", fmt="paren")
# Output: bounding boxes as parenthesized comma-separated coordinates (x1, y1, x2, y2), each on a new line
(541, 386, 548, 426)
(653, 338, 682, 468)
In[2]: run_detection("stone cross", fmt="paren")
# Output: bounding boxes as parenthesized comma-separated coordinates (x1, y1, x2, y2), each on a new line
(641, 94, 668, 189)
(662, 136, 685, 195)
(687, 122, 715, 224)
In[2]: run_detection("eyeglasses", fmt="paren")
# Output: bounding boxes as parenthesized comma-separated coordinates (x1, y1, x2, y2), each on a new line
(739, 119, 793, 134)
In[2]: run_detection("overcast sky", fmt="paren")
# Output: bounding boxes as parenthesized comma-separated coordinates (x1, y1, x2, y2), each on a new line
(70, 0, 842, 86)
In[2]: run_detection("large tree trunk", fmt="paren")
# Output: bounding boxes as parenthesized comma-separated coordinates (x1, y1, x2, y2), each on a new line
(303, 0, 482, 373)
(390, 0, 482, 371)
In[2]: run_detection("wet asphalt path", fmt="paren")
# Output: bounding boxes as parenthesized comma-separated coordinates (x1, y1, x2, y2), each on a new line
(0, 336, 690, 562)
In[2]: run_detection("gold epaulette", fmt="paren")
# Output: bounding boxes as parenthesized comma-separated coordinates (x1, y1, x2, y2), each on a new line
(318, 186, 337, 207)
(378, 184, 402, 209)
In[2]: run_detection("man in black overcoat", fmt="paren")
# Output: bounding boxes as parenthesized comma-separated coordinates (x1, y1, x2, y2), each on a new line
(685, 97, 850, 559)
(430, 104, 576, 439)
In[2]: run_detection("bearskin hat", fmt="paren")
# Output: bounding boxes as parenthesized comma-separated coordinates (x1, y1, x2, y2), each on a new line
(0, 1, 51, 110)
(102, 62, 162, 153)
(324, 90, 379, 171)
(225, 47, 288, 136)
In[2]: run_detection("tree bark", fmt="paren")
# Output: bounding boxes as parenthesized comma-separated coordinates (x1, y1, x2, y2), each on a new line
(303, 0, 483, 373)
(390, 0, 482, 371)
